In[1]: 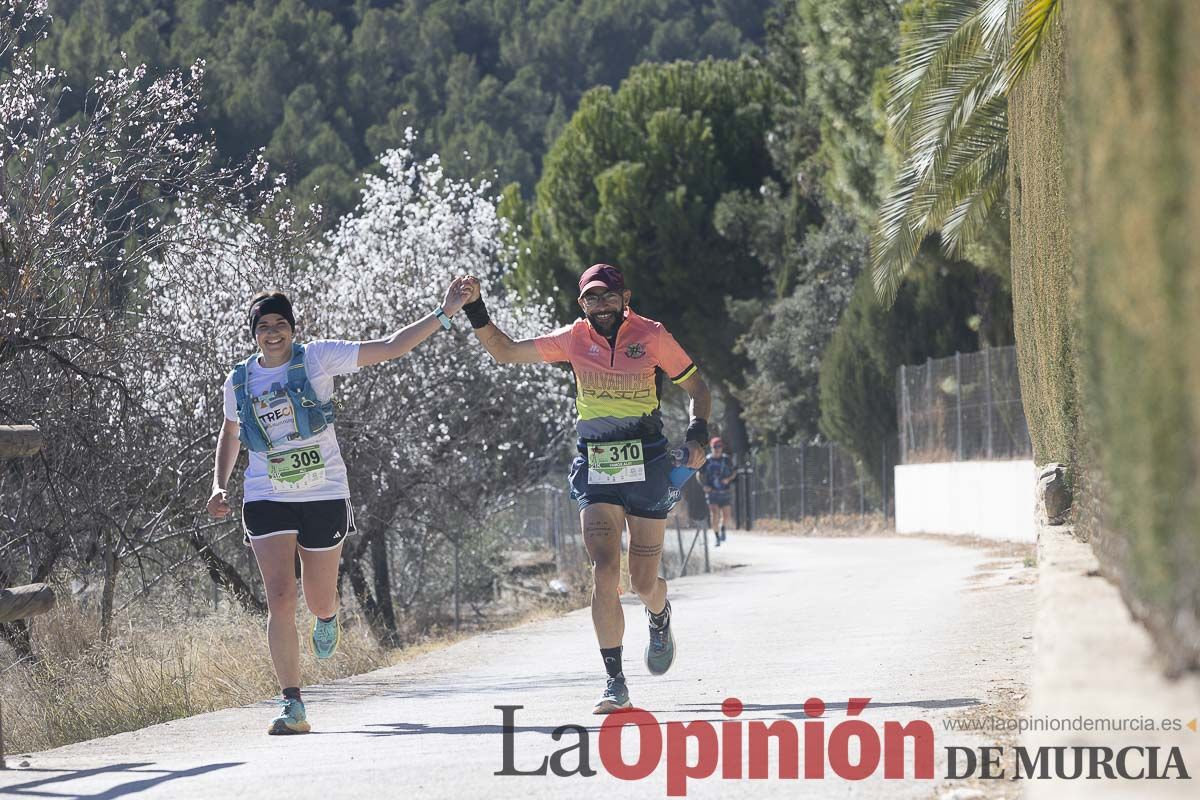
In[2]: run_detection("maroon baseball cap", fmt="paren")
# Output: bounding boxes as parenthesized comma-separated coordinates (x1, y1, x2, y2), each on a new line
(578, 263, 625, 298)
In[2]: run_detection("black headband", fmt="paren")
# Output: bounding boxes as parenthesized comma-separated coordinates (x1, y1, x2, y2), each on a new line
(248, 295, 295, 339)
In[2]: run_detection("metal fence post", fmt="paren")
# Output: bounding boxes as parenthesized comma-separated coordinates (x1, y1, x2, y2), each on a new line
(746, 450, 756, 529)
(551, 489, 559, 570)
(733, 453, 742, 529)
(676, 525, 687, 577)
(983, 345, 994, 458)
(955, 351, 963, 461)
(898, 364, 908, 464)
(925, 356, 933, 409)
(774, 443, 782, 520)
(828, 443, 835, 515)
(859, 462, 865, 516)
(881, 439, 888, 517)
(453, 539, 461, 631)
(798, 442, 806, 518)
(751, 452, 758, 527)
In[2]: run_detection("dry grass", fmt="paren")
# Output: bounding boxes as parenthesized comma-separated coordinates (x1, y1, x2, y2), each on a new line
(0, 596, 389, 754)
(0, 573, 589, 755)
(750, 513, 895, 537)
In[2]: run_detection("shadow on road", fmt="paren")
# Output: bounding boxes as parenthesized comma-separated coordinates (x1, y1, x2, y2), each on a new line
(335, 701, 980, 738)
(346, 722, 599, 736)
(340, 715, 756, 737)
(0, 761, 242, 799)
(677, 698, 982, 718)
(301, 672, 599, 704)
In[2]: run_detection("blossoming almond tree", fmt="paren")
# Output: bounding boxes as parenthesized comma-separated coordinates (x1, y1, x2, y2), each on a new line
(145, 140, 571, 642)
(0, 1, 300, 646)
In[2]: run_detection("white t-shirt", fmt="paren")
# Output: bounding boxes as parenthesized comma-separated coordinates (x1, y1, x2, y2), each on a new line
(223, 340, 360, 503)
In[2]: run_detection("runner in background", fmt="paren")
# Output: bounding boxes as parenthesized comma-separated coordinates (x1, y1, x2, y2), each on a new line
(701, 437, 736, 545)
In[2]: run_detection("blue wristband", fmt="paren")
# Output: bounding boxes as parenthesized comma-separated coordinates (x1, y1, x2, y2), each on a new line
(434, 307, 452, 330)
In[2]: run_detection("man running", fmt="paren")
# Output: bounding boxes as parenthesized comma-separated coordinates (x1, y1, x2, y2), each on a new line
(459, 264, 710, 713)
(701, 437, 736, 545)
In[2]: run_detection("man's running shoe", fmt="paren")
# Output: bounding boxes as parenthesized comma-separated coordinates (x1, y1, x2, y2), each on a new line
(312, 614, 341, 660)
(593, 675, 632, 715)
(268, 698, 311, 735)
(645, 600, 676, 676)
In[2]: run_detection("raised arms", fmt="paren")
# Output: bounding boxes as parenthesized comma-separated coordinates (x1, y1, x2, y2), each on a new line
(460, 276, 544, 364)
(356, 277, 472, 367)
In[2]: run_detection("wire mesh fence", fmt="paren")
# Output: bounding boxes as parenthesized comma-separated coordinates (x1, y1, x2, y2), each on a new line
(494, 477, 711, 580)
(493, 347, 1031, 567)
(744, 442, 893, 524)
(498, 433, 908, 572)
(897, 346, 1032, 464)
(493, 482, 586, 571)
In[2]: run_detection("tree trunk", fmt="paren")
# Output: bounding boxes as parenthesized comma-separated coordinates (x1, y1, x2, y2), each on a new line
(187, 531, 267, 615)
(99, 529, 117, 644)
(720, 389, 750, 457)
(345, 541, 399, 646)
(370, 529, 398, 634)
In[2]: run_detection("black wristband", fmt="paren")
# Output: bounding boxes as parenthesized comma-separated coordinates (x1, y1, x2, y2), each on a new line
(685, 418, 710, 448)
(463, 297, 490, 329)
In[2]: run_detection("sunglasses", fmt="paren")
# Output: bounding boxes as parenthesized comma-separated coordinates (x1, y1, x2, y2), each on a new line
(580, 290, 623, 308)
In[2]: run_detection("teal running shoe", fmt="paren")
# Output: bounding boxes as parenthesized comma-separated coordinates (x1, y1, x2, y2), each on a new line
(312, 614, 341, 660)
(593, 675, 632, 715)
(645, 600, 676, 676)
(268, 698, 311, 735)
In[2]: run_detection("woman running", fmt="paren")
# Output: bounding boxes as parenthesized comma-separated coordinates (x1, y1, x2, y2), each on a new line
(206, 278, 471, 735)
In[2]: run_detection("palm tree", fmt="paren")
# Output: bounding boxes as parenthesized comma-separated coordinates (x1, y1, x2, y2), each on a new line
(870, 0, 1061, 305)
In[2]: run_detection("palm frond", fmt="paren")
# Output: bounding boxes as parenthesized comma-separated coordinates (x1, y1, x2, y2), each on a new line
(871, 0, 1014, 305)
(1007, 0, 1060, 90)
(888, 0, 990, 146)
(872, 161, 927, 305)
(925, 88, 1008, 222)
(938, 141, 1008, 254)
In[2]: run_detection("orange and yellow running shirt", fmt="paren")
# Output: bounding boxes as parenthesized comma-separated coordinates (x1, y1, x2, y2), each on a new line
(533, 308, 698, 443)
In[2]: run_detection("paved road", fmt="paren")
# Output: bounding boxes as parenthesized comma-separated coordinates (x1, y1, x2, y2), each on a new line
(0, 533, 1034, 799)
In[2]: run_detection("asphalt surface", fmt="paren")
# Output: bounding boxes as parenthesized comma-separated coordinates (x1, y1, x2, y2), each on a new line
(0, 532, 1035, 799)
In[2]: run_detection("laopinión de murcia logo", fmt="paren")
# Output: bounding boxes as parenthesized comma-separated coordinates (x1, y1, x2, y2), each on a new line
(495, 697, 1192, 796)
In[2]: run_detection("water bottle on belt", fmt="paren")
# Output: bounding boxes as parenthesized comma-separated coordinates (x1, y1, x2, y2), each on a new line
(669, 446, 697, 489)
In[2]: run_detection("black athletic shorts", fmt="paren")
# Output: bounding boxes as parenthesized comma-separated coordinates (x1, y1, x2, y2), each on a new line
(568, 439, 677, 520)
(242, 498, 357, 551)
(706, 489, 733, 507)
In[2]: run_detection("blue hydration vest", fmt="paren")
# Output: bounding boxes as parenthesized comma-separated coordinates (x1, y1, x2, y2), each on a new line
(232, 343, 336, 452)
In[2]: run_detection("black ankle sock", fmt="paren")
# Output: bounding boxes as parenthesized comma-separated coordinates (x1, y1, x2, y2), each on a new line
(283, 687, 302, 701)
(600, 646, 623, 680)
(318, 614, 336, 623)
(648, 600, 670, 628)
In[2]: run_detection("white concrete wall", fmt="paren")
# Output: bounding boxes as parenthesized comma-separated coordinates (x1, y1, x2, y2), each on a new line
(894, 460, 1036, 542)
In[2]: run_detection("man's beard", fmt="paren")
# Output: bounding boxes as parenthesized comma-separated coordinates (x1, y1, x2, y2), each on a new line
(587, 305, 624, 336)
